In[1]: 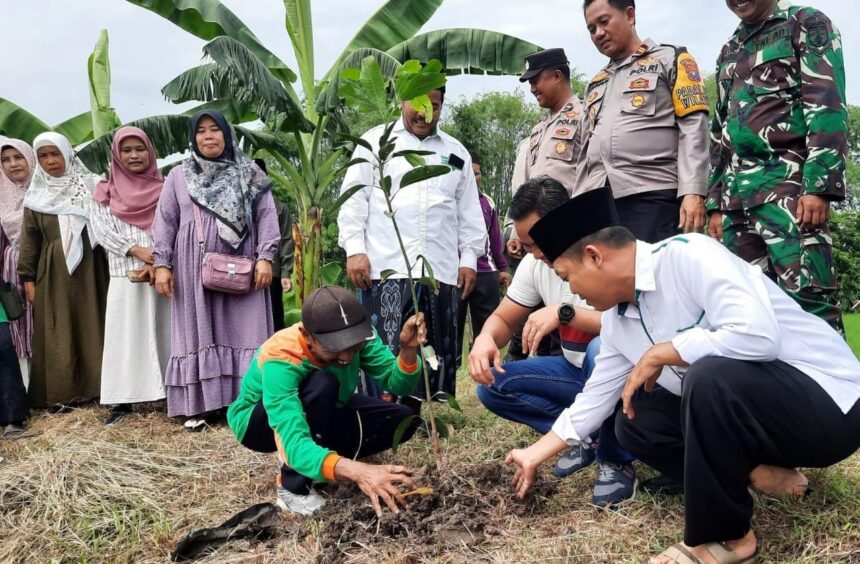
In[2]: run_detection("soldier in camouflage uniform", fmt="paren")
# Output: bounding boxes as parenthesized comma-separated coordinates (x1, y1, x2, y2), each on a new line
(707, 0, 847, 332)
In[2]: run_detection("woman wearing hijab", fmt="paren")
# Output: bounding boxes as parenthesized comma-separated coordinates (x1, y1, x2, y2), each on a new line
(153, 110, 278, 430)
(17, 132, 109, 408)
(91, 127, 170, 425)
(0, 138, 34, 435)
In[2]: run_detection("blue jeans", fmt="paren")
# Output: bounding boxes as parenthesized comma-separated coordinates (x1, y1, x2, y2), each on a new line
(476, 338, 632, 464)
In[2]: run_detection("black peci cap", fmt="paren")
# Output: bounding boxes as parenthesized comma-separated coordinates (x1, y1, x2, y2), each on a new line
(520, 48, 569, 82)
(302, 286, 373, 352)
(528, 187, 621, 262)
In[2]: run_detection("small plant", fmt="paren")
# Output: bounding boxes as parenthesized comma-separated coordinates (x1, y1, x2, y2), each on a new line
(337, 57, 463, 470)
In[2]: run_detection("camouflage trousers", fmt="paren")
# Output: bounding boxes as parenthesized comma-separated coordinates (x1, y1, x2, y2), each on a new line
(722, 198, 843, 333)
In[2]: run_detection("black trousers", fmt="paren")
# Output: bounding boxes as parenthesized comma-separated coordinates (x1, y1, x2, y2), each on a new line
(614, 189, 680, 243)
(456, 271, 500, 364)
(0, 323, 27, 426)
(615, 357, 860, 546)
(269, 278, 285, 332)
(241, 370, 419, 494)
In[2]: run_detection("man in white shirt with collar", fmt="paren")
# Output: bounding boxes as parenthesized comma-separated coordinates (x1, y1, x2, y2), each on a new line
(507, 187, 860, 564)
(338, 86, 486, 407)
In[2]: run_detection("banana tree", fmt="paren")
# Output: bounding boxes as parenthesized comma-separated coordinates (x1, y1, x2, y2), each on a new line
(127, 0, 542, 303)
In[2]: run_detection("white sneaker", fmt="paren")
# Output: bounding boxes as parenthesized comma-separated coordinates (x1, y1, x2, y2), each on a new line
(275, 486, 327, 516)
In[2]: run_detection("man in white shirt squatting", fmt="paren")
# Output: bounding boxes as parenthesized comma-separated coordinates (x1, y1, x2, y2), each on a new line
(507, 186, 860, 564)
(338, 86, 486, 407)
(468, 176, 635, 508)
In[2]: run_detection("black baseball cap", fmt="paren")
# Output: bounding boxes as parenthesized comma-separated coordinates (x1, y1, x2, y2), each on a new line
(519, 48, 569, 82)
(302, 286, 373, 352)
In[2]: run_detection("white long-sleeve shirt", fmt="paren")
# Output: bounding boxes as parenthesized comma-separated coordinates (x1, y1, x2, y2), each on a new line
(552, 234, 860, 444)
(337, 118, 486, 287)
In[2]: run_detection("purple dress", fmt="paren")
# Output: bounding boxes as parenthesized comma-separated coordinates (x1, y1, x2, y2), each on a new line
(152, 166, 278, 417)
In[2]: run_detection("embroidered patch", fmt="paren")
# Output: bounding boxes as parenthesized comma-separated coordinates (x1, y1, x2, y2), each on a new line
(634, 44, 648, 56)
(555, 141, 568, 155)
(680, 58, 701, 81)
(588, 105, 599, 122)
(629, 78, 650, 90)
(806, 17, 831, 53)
(590, 70, 610, 84)
(637, 57, 659, 67)
(587, 90, 600, 103)
(529, 137, 539, 148)
(672, 50, 708, 117)
(565, 110, 580, 119)
(553, 126, 572, 137)
(631, 94, 647, 108)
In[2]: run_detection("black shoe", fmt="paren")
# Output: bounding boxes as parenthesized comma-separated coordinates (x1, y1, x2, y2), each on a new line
(105, 404, 132, 426)
(641, 474, 684, 496)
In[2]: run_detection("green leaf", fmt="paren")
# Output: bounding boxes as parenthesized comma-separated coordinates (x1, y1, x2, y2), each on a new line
(399, 164, 451, 189)
(406, 94, 433, 122)
(330, 184, 367, 213)
(391, 414, 417, 454)
(87, 30, 121, 139)
(125, 0, 295, 83)
(338, 56, 391, 124)
(418, 276, 439, 295)
(53, 112, 95, 146)
(324, 0, 444, 83)
(0, 98, 52, 144)
(339, 133, 373, 153)
(202, 37, 312, 133)
(320, 262, 342, 285)
(433, 415, 449, 439)
(317, 48, 403, 115)
(379, 269, 398, 282)
(394, 59, 447, 102)
(403, 153, 425, 167)
(415, 254, 437, 292)
(437, 392, 461, 412)
(284, 0, 316, 116)
(387, 29, 542, 76)
(284, 307, 302, 326)
(184, 99, 259, 125)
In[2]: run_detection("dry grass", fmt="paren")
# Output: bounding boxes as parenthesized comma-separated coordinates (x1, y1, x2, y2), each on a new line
(1, 375, 860, 563)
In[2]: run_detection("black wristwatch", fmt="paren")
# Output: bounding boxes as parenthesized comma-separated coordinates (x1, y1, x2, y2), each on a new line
(558, 303, 575, 325)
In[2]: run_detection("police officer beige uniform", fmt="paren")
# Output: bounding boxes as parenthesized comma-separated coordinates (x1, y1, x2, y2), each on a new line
(575, 39, 710, 242)
(518, 48, 584, 197)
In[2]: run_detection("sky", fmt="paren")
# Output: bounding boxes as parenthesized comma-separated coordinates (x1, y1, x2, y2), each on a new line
(2, 0, 857, 127)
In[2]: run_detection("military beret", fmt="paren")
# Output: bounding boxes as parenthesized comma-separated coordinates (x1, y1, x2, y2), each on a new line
(519, 48, 569, 82)
(528, 187, 621, 262)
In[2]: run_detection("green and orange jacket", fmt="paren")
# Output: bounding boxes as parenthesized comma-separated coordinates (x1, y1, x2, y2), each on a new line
(226, 323, 421, 482)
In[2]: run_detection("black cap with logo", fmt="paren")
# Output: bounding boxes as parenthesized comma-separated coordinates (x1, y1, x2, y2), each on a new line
(302, 286, 373, 352)
(519, 48, 569, 82)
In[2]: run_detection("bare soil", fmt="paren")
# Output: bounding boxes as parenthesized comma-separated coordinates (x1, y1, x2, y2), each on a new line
(305, 461, 558, 563)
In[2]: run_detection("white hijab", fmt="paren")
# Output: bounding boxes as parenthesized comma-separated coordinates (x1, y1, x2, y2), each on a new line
(24, 132, 100, 275)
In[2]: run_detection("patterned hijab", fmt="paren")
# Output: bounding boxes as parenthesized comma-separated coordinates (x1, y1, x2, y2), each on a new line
(93, 126, 163, 234)
(0, 138, 36, 243)
(183, 110, 271, 249)
(24, 132, 99, 274)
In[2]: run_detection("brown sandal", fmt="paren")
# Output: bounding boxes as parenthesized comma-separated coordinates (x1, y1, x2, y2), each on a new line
(654, 542, 758, 564)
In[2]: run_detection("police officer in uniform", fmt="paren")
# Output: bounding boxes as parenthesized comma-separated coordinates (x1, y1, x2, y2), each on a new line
(505, 48, 582, 361)
(577, 0, 709, 243)
(708, 0, 847, 333)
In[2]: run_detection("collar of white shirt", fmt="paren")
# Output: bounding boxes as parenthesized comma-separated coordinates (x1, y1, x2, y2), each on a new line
(617, 239, 658, 319)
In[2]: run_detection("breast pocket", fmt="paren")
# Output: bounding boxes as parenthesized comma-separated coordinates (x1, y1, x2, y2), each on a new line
(547, 125, 577, 162)
(751, 40, 799, 96)
(621, 74, 659, 117)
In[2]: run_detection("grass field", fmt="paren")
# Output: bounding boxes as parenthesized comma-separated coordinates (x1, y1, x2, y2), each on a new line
(0, 319, 858, 562)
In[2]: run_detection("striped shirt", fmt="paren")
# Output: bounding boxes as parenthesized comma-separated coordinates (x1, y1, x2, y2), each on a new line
(90, 203, 152, 277)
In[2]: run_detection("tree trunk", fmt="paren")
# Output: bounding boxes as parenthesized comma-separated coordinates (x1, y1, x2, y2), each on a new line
(293, 205, 323, 305)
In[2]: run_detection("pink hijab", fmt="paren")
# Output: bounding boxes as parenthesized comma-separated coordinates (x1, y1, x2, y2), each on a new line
(0, 138, 36, 242)
(93, 126, 163, 233)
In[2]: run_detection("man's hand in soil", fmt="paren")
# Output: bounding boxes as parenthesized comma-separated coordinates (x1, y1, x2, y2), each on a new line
(504, 432, 567, 499)
(334, 459, 416, 516)
(468, 333, 504, 386)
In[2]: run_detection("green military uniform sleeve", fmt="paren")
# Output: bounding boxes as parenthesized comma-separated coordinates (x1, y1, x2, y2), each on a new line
(707, 49, 730, 213)
(796, 8, 848, 201)
(261, 360, 332, 482)
(358, 333, 422, 398)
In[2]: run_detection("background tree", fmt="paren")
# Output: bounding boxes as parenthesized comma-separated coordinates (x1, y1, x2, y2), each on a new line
(441, 91, 541, 210)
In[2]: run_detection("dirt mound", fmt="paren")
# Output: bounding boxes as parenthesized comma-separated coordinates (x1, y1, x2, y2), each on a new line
(306, 461, 557, 563)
